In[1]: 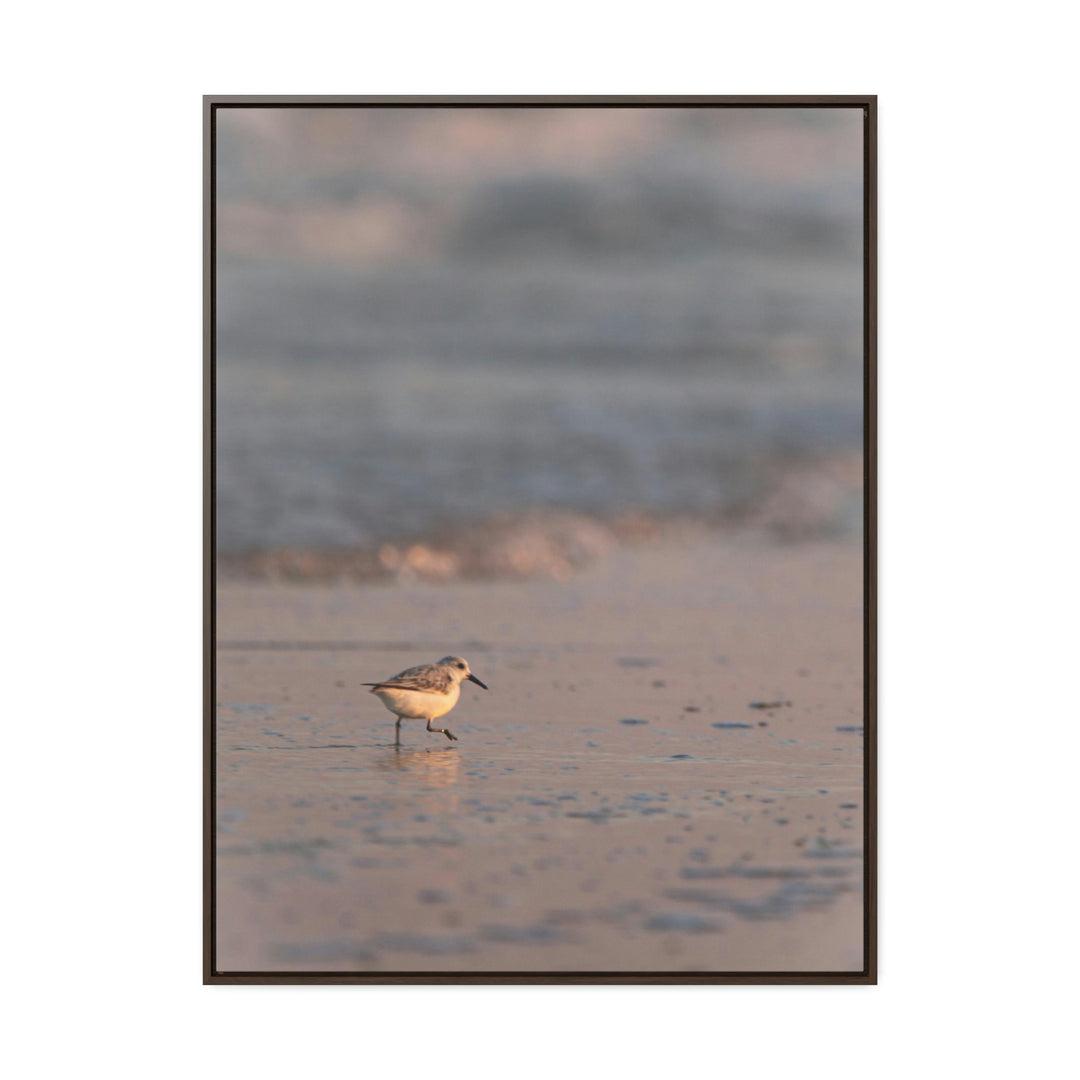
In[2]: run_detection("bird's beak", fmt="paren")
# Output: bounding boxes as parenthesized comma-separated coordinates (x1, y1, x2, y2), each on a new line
(467, 672, 489, 690)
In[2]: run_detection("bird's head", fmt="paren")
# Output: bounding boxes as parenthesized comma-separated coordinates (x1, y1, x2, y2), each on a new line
(438, 655, 489, 690)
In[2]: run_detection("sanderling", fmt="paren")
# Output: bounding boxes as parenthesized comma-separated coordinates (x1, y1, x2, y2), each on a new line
(364, 655, 488, 744)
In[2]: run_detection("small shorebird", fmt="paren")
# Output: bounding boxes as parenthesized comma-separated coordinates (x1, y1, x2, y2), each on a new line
(364, 655, 488, 744)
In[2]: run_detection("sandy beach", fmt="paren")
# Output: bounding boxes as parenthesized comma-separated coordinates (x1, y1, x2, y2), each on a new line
(214, 535, 865, 974)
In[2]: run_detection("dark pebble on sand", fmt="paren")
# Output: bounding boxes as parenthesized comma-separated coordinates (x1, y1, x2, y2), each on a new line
(620, 718, 649, 725)
(418, 889, 451, 904)
(712, 722, 752, 729)
(645, 913, 723, 933)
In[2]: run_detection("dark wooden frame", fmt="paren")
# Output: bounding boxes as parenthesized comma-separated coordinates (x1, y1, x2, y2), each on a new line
(203, 94, 877, 985)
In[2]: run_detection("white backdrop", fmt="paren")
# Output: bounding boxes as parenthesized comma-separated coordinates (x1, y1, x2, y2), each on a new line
(4, 3, 1075, 1078)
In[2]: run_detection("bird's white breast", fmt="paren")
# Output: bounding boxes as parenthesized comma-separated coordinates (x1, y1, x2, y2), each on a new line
(372, 682, 460, 720)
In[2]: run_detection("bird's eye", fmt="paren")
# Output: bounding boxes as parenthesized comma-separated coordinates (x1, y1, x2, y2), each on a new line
(456, 662, 465, 669)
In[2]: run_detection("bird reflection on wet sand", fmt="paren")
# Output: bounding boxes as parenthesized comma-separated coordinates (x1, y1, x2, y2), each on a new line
(378, 745, 462, 790)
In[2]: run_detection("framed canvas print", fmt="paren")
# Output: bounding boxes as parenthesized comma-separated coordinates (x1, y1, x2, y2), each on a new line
(205, 95, 876, 983)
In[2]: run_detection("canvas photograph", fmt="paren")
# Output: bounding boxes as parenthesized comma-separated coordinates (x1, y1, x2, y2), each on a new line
(206, 96, 874, 981)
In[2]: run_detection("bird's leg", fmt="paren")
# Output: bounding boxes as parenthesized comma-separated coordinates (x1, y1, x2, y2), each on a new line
(394, 716, 402, 746)
(426, 719, 458, 742)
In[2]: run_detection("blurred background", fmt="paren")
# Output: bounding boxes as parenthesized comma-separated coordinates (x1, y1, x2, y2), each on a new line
(215, 106, 864, 581)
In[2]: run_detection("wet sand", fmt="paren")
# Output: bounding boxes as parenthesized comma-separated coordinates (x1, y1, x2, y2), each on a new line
(215, 537, 865, 973)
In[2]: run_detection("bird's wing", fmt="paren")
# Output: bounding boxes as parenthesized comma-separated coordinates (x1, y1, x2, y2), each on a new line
(362, 664, 452, 694)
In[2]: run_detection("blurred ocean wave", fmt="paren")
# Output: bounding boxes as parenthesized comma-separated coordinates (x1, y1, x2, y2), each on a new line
(214, 107, 864, 565)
